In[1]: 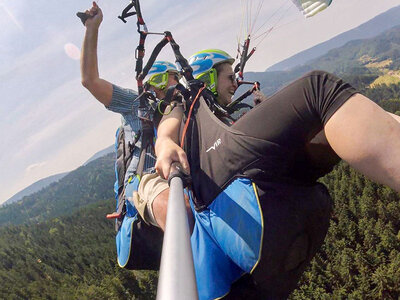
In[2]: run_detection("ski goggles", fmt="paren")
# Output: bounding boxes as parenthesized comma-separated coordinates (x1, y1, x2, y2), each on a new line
(147, 71, 181, 90)
(147, 72, 169, 90)
(197, 68, 218, 94)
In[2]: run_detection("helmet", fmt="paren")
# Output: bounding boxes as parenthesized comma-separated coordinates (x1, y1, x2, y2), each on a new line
(188, 49, 235, 95)
(145, 61, 179, 90)
(189, 49, 235, 77)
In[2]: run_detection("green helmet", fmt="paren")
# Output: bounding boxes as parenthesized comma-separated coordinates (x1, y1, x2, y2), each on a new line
(145, 61, 179, 90)
(188, 49, 235, 95)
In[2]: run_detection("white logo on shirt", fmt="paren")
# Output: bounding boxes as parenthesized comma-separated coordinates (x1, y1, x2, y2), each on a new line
(206, 138, 222, 152)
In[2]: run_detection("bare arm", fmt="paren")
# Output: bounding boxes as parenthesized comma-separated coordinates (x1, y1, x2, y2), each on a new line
(155, 106, 189, 178)
(80, 2, 113, 106)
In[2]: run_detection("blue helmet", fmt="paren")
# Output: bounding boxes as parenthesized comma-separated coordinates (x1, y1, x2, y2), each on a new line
(188, 49, 235, 94)
(189, 49, 235, 77)
(145, 61, 179, 90)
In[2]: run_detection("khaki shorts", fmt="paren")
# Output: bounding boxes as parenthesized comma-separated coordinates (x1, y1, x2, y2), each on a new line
(133, 173, 169, 227)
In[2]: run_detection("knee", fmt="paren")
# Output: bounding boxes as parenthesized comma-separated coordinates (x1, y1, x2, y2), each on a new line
(304, 69, 334, 79)
(295, 70, 337, 95)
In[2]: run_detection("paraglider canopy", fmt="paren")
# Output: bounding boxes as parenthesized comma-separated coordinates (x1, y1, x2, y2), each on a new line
(291, 0, 332, 18)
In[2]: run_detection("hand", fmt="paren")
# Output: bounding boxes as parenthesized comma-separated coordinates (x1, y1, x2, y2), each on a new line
(253, 90, 267, 105)
(155, 138, 190, 180)
(84, 1, 103, 29)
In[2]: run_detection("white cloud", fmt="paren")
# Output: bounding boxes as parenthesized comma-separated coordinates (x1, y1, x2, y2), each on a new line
(1, 112, 119, 203)
(26, 161, 47, 173)
(11, 81, 109, 160)
(1, 28, 73, 77)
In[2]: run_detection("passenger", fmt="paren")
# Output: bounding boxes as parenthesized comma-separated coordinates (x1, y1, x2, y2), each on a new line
(80, 2, 192, 270)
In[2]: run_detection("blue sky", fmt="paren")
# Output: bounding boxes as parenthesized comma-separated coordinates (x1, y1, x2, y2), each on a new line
(1, 0, 400, 203)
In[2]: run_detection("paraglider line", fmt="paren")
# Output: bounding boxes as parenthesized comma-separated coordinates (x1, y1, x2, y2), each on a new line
(252, 0, 292, 37)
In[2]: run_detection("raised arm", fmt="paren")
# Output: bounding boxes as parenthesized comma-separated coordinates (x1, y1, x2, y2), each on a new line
(80, 2, 113, 106)
(155, 106, 189, 179)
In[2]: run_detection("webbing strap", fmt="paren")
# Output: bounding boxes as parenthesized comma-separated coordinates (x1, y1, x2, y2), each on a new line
(136, 120, 155, 178)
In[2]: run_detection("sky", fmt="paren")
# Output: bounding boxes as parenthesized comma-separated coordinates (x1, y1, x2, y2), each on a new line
(1, 0, 400, 204)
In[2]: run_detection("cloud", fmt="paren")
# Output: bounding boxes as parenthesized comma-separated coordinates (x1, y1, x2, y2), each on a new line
(26, 162, 47, 173)
(11, 81, 99, 160)
(1, 28, 74, 77)
(1, 111, 120, 204)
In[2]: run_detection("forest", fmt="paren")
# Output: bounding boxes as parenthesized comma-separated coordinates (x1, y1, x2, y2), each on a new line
(0, 200, 158, 299)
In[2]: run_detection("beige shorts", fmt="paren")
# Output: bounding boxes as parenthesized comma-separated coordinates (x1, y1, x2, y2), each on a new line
(132, 173, 169, 227)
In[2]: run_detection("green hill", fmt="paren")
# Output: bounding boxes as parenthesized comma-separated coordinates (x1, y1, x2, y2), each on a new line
(267, 5, 400, 72)
(0, 153, 159, 299)
(2, 172, 68, 207)
(245, 25, 400, 98)
(307, 25, 400, 79)
(291, 163, 400, 299)
(1, 164, 399, 299)
(0, 200, 157, 299)
(0, 153, 115, 226)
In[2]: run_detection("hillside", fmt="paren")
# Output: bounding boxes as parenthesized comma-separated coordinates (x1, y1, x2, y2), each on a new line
(307, 26, 400, 77)
(0, 200, 157, 299)
(3, 172, 68, 206)
(267, 5, 400, 71)
(292, 163, 400, 299)
(244, 25, 400, 98)
(1, 164, 399, 298)
(0, 153, 115, 226)
(83, 144, 114, 165)
(3, 145, 114, 207)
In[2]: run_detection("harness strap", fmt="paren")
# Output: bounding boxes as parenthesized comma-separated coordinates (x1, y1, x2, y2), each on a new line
(106, 125, 136, 230)
(136, 120, 155, 178)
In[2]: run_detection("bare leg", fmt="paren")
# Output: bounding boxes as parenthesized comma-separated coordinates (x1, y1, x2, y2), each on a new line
(152, 189, 194, 232)
(388, 112, 400, 123)
(325, 93, 400, 192)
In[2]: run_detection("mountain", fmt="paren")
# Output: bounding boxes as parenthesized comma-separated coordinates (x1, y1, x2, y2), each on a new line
(3, 172, 68, 206)
(244, 25, 400, 98)
(0, 153, 115, 226)
(2, 145, 114, 207)
(307, 25, 400, 77)
(267, 5, 400, 72)
(84, 144, 114, 165)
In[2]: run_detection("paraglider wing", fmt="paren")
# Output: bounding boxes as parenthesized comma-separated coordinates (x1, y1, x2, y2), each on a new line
(291, 0, 332, 18)
(234, 0, 334, 81)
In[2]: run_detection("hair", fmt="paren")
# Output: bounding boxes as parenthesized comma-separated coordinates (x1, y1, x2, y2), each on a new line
(214, 62, 229, 75)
